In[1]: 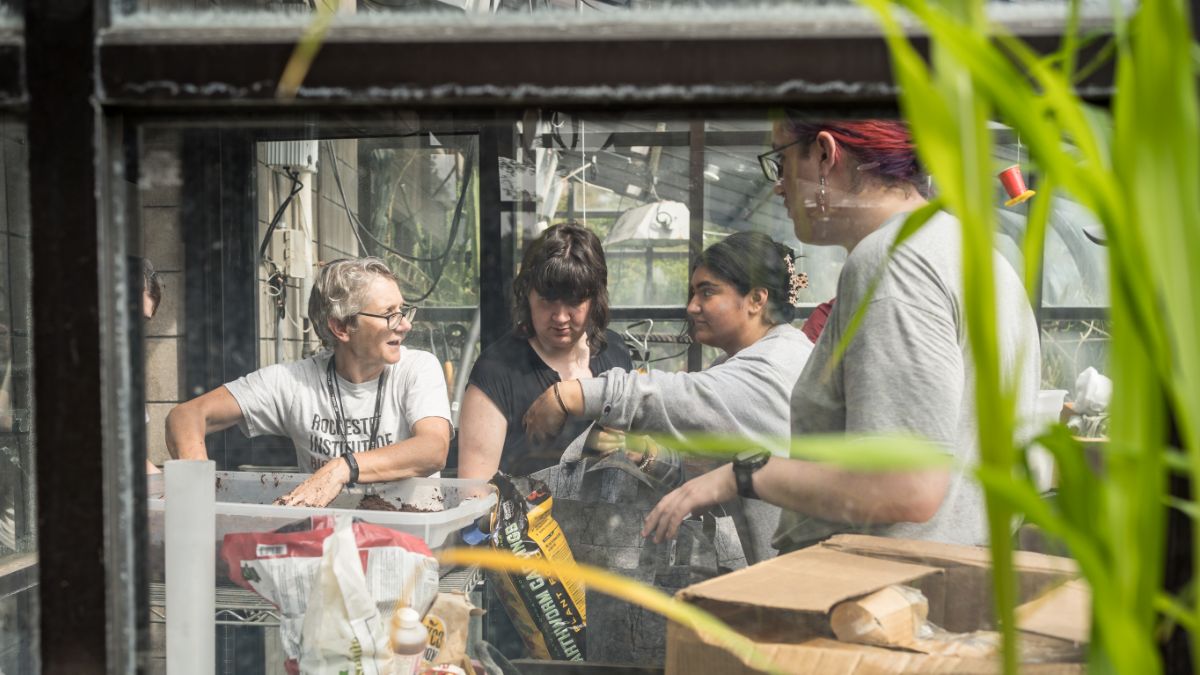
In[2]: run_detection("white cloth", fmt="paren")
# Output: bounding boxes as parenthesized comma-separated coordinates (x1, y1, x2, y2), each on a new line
(1074, 366, 1112, 415)
(225, 349, 451, 473)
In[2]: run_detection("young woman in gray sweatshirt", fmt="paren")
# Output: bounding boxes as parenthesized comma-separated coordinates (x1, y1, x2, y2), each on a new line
(523, 231, 814, 561)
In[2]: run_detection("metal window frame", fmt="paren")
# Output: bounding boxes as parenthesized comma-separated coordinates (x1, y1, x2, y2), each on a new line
(15, 3, 1136, 673)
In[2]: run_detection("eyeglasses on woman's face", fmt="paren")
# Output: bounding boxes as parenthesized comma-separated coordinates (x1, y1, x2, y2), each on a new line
(757, 137, 807, 183)
(356, 305, 418, 330)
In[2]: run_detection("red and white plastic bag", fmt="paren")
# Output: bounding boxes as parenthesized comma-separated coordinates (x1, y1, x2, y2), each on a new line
(222, 515, 439, 671)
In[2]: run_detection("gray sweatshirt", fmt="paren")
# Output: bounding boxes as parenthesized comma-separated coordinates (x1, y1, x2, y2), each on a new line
(578, 323, 813, 456)
(578, 324, 814, 563)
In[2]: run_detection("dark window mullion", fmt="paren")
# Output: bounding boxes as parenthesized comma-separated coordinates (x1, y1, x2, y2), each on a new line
(28, 1, 112, 673)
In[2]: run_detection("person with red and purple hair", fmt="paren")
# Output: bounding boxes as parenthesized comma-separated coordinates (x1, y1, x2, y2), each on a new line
(644, 116, 1040, 553)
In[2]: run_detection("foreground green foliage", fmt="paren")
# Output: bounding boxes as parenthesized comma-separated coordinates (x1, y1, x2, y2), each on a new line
(862, 0, 1200, 672)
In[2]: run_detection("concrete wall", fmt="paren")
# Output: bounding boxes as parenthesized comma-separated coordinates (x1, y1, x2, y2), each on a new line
(141, 129, 186, 467)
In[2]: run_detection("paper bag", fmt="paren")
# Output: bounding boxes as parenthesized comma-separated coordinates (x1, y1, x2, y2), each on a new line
(299, 515, 395, 675)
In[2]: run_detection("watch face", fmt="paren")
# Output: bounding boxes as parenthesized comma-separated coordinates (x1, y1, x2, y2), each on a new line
(734, 450, 770, 465)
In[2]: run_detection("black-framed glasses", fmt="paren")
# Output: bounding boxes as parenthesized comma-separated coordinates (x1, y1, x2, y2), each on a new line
(357, 305, 418, 330)
(757, 137, 807, 183)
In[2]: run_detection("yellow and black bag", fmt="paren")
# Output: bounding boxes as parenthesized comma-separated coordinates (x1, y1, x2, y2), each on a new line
(487, 473, 586, 661)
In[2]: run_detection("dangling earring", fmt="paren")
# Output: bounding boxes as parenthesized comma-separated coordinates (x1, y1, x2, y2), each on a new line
(815, 175, 831, 220)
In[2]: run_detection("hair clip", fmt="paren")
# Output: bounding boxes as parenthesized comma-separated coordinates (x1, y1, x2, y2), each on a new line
(783, 252, 808, 308)
(856, 161, 881, 172)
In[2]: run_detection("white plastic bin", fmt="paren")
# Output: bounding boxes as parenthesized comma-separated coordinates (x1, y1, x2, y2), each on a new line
(147, 471, 495, 554)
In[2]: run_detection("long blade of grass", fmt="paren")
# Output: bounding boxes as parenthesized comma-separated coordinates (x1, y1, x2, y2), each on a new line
(858, 1, 1199, 672)
(1073, 35, 1116, 85)
(1167, 497, 1200, 522)
(1021, 175, 1055, 305)
(1154, 593, 1200, 637)
(974, 466, 1108, 593)
(652, 431, 954, 471)
(1165, 449, 1189, 474)
(1032, 427, 1104, 536)
(276, 2, 338, 100)
(867, 3, 1022, 670)
(1059, 0, 1083, 78)
(436, 547, 786, 674)
(1111, 1, 1199, 668)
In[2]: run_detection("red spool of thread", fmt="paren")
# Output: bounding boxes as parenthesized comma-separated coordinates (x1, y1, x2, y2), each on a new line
(998, 165, 1036, 207)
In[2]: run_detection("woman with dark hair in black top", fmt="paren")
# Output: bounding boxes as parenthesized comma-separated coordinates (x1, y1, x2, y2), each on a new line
(458, 223, 633, 478)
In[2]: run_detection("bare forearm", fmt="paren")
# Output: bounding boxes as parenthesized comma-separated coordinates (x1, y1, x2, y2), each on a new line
(165, 387, 243, 461)
(457, 446, 500, 481)
(356, 432, 449, 483)
(165, 406, 212, 460)
(281, 431, 450, 508)
(558, 380, 585, 417)
(751, 458, 950, 525)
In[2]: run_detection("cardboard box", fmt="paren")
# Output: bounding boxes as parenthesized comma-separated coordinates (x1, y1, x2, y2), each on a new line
(665, 535, 1087, 674)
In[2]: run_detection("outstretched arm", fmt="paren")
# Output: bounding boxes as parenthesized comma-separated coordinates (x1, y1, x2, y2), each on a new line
(165, 386, 245, 461)
(277, 416, 451, 507)
(642, 458, 950, 543)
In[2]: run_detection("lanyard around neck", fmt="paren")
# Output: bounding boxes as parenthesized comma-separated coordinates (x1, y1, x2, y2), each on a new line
(326, 355, 387, 456)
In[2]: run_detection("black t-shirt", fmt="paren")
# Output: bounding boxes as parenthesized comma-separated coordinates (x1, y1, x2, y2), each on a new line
(467, 329, 633, 476)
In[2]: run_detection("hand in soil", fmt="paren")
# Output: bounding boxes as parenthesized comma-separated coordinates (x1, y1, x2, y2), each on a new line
(275, 459, 347, 507)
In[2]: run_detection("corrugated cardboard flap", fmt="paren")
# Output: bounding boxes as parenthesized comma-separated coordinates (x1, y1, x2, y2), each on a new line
(678, 547, 942, 613)
(820, 535, 1079, 632)
(667, 627, 1084, 674)
(1016, 579, 1091, 644)
(665, 536, 1087, 674)
(821, 535, 1078, 576)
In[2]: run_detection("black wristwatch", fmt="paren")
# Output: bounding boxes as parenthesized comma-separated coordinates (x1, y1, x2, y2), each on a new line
(733, 450, 770, 500)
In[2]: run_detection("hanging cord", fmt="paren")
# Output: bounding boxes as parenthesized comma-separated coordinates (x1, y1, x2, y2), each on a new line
(647, 323, 694, 365)
(322, 139, 476, 303)
(580, 119, 588, 226)
(324, 140, 473, 264)
(548, 111, 578, 151)
(259, 167, 304, 267)
(322, 140, 372, 257)
(259, 168, 304, 327)
(408, 144, 475, 303)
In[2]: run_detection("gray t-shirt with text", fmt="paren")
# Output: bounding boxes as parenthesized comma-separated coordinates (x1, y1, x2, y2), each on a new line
(225, 348, 451, 473)
(775, 210, 1040, 551)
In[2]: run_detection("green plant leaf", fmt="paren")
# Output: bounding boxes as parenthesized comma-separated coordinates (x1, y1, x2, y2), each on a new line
(1154, 593, 1200, 638)
(650, 432, 955, 472)
(1021, 174, 1055, 305)
(276, 1, 338, 100)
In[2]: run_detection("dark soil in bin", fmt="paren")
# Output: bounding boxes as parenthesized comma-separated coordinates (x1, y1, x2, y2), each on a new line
(357, 494, 442, 513)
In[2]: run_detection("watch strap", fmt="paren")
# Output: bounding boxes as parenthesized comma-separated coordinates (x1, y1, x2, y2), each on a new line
(733, 451, 770, 500)
(343, 452, 360, 487)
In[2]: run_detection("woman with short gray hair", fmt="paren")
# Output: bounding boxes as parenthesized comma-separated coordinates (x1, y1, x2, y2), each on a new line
(166, 257, 452, 507)
(307, 256, 395, 349)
